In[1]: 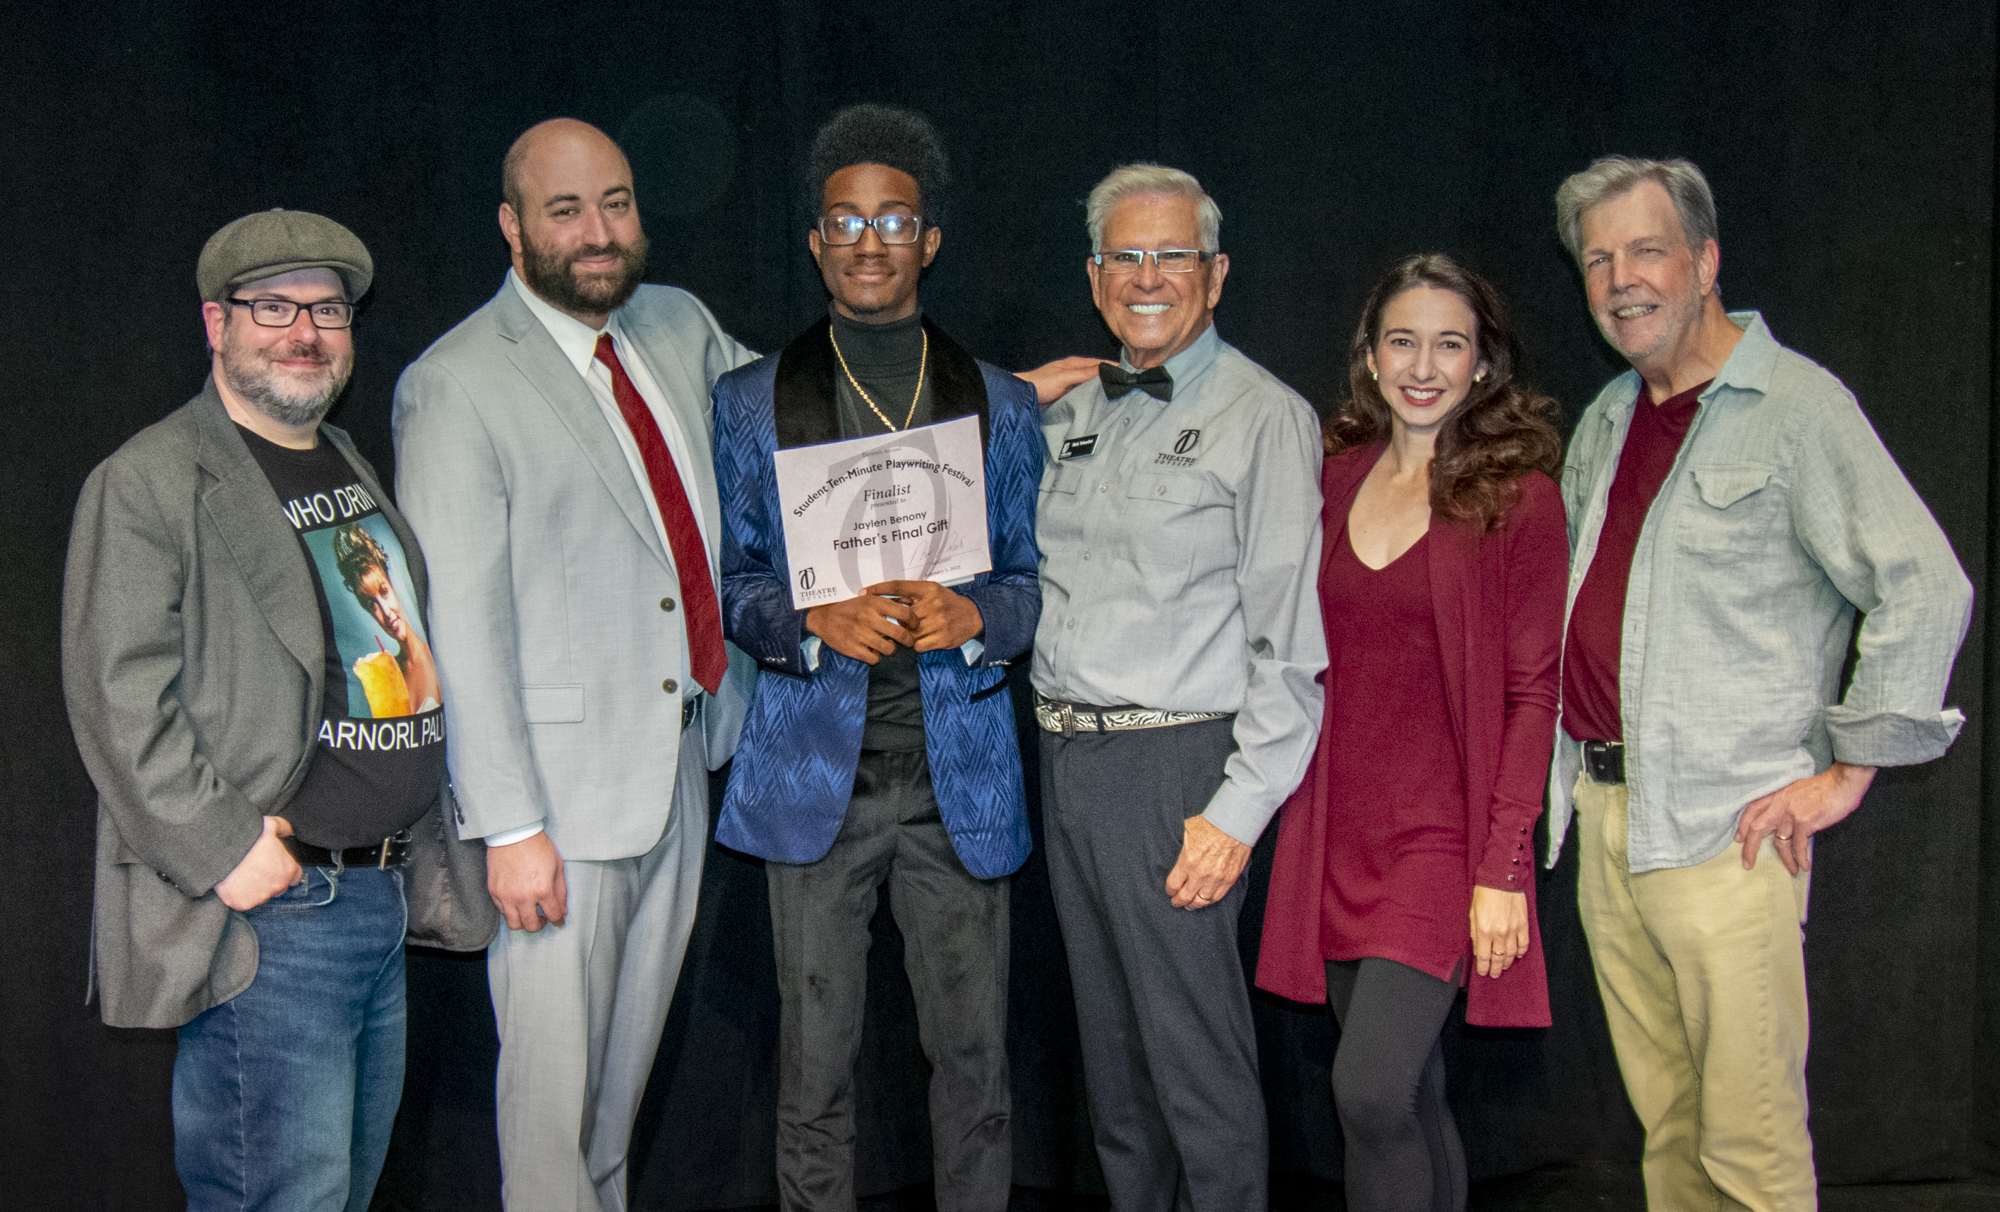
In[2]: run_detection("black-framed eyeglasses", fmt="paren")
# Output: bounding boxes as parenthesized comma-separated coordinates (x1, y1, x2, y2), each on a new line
(227, 297, 356, 329)
(1092, 249, 1214, 274)
(817, 213, 924, 246)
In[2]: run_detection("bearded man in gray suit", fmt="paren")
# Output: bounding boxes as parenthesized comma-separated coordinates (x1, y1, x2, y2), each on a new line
(393, 119, 756, 1212)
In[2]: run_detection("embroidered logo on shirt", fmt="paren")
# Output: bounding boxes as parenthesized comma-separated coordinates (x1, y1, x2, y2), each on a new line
(1060, 434, 1098, 460)
(1153, 429, 1201, 468)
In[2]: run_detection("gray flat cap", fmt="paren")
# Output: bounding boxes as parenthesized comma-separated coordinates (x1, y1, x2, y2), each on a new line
(197, 208, 373, 302)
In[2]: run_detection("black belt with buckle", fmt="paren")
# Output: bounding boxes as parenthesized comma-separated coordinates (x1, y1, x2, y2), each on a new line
(682, 696, 699, 731)
(284, 830, 411, 870)
(1582, 739, 1626, 785)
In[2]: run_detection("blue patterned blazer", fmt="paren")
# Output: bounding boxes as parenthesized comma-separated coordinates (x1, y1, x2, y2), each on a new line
(712, 317, 1042, 879)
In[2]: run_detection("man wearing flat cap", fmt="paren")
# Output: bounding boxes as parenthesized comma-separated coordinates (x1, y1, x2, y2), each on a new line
(62, 209, 494, 1211)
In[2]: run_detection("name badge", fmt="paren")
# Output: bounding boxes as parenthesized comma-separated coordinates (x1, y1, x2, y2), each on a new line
(1060, 434, 1098, 460)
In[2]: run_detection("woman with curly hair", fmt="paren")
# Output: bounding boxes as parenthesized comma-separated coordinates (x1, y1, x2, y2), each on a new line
(1257, 253, 1568, 1212)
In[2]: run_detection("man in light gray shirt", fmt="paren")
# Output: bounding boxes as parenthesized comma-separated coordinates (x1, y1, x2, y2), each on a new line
(1033, 164, 1326, 1211)
(1550, 156, 1970, 1212)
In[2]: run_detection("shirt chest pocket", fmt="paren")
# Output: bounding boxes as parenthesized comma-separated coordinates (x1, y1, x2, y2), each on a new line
(1122, 472, 1208, 573)
(1677, 463, 1786, 564)
(1037, 463, 1085, 551)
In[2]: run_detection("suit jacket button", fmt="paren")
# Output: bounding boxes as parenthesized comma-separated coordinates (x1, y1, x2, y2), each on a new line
(662, 678, 678, 694)
(158, 871, 172, 883)
(660, 597, 676, 612)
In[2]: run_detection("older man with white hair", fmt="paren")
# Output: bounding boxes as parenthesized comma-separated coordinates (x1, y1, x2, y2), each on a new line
(1549, 155, 1971, 1211)
(1033, 164, 1327, 1209)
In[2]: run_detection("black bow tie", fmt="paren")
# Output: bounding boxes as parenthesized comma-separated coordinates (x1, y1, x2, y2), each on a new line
(1100, 363, 1174, 402)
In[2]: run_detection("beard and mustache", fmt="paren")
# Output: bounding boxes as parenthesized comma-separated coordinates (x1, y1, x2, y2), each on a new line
(1595, 277, 1706, 365)
(519, 226, 650, 318)
(218, 228, 644, 428)
(219, 322, 354, 428)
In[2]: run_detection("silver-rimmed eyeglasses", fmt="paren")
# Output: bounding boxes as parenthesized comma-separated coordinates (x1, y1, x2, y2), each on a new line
(227, 297, 356, 329)
(818, 213, 924, 246)
(1092, 249, 1213, 273)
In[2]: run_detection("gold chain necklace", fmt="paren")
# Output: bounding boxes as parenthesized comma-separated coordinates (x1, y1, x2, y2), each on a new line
(830, 324, 928, 432)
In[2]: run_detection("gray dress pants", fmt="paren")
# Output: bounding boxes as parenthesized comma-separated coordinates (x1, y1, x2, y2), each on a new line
(766, 749, 1012, 1212)
(488, 721, 709, 1212)
(1040, 720, 1268, 1212)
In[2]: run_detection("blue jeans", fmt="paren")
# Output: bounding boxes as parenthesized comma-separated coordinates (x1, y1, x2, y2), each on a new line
(173, 864, 408, 1212)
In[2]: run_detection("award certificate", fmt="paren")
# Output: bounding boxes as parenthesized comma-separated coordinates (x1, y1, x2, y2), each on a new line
(773, 414, 991, 610)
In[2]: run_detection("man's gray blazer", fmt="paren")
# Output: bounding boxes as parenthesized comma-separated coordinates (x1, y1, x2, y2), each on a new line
(392, 279, 757, 859)
(62, 383, 498, 1031)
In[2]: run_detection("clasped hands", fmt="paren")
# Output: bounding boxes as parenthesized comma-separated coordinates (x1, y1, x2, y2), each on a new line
(806, 580, 982, 664)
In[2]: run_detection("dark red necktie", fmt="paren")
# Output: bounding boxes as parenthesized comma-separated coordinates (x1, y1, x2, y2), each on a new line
(593, 333, 727, 695)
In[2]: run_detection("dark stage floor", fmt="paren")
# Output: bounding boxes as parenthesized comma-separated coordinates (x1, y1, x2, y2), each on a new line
(785, 1166, 2000, 1212)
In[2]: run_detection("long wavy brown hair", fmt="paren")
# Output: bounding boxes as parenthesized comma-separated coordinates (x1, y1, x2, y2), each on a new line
(1325, 254, 1562, 532)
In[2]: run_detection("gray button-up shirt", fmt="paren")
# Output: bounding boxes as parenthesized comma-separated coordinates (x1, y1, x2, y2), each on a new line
(1033, 324, 1328, 844)
(1549, 311, 1971, 873)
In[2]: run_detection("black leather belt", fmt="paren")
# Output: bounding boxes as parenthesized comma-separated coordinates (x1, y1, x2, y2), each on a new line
(683, 696, 698, 731)
(1582, 739, 1626, 785)
(284, 830, 411, 870)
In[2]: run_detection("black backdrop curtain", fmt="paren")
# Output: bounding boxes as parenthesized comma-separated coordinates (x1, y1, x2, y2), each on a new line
(2, 2, 1994, 1207)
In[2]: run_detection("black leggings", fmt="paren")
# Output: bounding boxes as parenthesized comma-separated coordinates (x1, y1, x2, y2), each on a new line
(1325, 957, 1467, 1212)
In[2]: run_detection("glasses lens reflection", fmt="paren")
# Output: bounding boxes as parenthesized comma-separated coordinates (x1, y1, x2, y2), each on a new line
(819, 214, 923, 246)
(1096, 249, 1204, 274)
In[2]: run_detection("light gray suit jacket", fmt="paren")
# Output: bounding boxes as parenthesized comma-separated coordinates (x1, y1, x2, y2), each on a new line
(62, 383, 498, 1030)
(392, 279, 757, 859)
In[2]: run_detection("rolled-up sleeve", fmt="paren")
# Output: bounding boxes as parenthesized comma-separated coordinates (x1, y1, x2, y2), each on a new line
(1792, 390, 1971, 767)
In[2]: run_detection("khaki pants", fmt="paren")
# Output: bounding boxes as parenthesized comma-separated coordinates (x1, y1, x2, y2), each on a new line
(1573, 772, 1815, 1212)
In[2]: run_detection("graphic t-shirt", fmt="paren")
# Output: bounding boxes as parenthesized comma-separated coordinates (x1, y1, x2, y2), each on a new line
(239, 425, 447, 848)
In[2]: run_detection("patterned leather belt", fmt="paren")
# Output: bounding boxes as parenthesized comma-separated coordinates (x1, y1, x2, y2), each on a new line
(1035, 694, 1232, 739)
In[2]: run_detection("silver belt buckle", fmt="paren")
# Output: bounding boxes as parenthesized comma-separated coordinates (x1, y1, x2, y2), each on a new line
(1060, 701, 1077, 740)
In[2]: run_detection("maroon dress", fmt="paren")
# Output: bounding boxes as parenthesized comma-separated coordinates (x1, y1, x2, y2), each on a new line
(1258, 445, 1567, 1028)
(1318, 524, 1469, 982)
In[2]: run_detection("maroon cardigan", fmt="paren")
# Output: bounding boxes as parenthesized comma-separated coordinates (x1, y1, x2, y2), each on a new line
(1257, 444, 1567, 1027)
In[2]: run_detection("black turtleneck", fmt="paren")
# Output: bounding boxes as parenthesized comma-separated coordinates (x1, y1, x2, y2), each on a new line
(831, 307, 933, 438)
(828, 306, 933, 753)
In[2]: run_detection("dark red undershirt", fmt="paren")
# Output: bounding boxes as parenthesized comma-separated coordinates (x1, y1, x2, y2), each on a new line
(1561, 379, 1711, 742)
